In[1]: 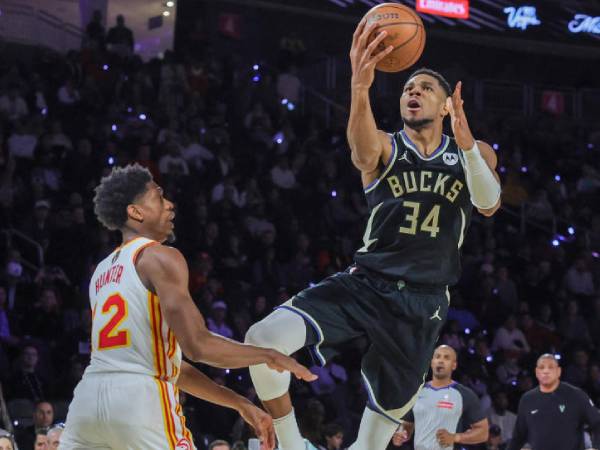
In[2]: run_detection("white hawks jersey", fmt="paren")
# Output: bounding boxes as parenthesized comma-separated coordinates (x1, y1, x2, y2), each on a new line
(85, 237, 182, 382)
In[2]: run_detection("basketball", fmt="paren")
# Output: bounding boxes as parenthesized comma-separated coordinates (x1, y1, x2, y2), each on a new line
(363, 3, 426, 73)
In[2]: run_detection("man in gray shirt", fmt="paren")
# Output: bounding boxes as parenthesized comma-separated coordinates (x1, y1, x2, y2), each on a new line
(395, 345, 489, 449)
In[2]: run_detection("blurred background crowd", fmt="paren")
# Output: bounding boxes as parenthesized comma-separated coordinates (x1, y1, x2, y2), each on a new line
(0, 1, 599, 449)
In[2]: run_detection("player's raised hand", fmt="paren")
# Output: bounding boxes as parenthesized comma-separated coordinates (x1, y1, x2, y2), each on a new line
(266, 350, 318, 382)
(238, 402, 276, 450)
(446, 81, 475, 151)
(350, 17, 393, 90)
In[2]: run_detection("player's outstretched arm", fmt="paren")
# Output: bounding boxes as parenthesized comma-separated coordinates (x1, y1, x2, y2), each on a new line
(177, 361, 276, 450)
(137, 245, 317, 382)
(446, 81, 501, 217)
(347, 17, 393, 174)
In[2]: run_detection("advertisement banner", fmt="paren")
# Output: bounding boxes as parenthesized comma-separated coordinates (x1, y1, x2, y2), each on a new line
(416, 0, 470, 19)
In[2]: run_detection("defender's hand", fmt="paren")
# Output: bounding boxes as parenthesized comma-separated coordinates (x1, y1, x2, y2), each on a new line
(238, 402, 275, 450)
(446, 81, 475, 151)
(350, 17, 393, 90)
(266, 350, 318, 382)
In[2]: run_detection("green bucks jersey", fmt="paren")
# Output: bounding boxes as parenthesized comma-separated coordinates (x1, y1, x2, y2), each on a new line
(354, 130, 473, 286)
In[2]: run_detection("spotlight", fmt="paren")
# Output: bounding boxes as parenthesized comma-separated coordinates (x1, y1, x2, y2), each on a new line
(166, 1, 175, 7)
(554, 174, 561, 182)
(499, 166, 506, 173)
(111, 124, 117, 132)
(139, 113, 147, 120)
(103, 64, 109, 71)
(567, 226, 575, 235)
(252, 75, 260, 82)
(331, 190, 337, 197)
(464, 328, 471, 335)
(520, 166, 528, 173)
(163, 10, 170, 17)
(253, 64, 259, 71)
(493, 143, 499, 150)
(551, 239, 559, 247)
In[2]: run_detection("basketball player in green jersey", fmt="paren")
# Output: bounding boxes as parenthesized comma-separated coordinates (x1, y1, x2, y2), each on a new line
(245, 17, 501, 450)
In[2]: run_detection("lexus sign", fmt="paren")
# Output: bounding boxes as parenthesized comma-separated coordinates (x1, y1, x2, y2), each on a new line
(416, 0, 470, 19)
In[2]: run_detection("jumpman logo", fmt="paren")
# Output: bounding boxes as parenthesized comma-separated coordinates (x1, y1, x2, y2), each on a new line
(398, 150, 412, 164)
(430, 306, 442, 321)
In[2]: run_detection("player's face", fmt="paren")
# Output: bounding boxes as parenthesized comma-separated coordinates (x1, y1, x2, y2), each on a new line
(400, 74, 448, 131)
(134, 182, 176, 243)
(431, 346, 457, 379)
(536, 358, 561, 387)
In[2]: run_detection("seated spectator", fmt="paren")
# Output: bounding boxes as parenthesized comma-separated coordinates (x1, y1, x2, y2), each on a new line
(440, 320, 466, 351)
(7, 121, 37, 160)
(495, 355, 521, 385)
(319, 422, 345, 450)
(536, 303, 557, 332)
(525, 189, 554, 222)
(487, 391, 516, 446)
(6, 346, 48, 401)
(158, 142, 190, 178)
(0, 86, 28, 122)
(519, 312, 559, 354)
(206, 301, 233, 339)
(56, 79, 80, 106)
(494, 266, 519, 313)
(46, 423, 63, 449)
(209, 440, 231, 450)
(33, 429, 47, 450)
(564, 258, 594, 297)
(558, 300, 592, 346)
(0, 285, 17, 347)
(14, 400, 53, 450)
(270, 156, 296, 190)
(277, 65, 302, 104)
(46, 120, 73, 151)
(563, 349, 590, 387)
(492, 315, 530, 356)
(181, 132, 214, 172)
(0, 433, 15, 450)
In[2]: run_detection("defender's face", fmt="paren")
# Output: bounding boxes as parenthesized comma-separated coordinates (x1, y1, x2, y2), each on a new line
(134, 182, 175, 243)
(431, 346, 457, 379)
(400, 74, 448, 126)
(536, 358, 561, 387)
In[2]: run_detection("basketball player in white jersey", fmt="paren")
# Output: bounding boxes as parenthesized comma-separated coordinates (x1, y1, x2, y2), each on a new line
(60, 164, 316, 450)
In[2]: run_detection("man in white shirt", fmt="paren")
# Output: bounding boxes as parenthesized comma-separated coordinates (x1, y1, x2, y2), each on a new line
(488, 390, 517, 446)
(492, 315, 530, 354)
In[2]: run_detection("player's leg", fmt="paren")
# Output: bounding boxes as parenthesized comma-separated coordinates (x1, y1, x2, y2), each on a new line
(102, 374, 195, 450)
(349, 284, 449, 450)
(60, 376, 111, 450)
(245, 308, 309, 450)
(246, 273, 364, 450)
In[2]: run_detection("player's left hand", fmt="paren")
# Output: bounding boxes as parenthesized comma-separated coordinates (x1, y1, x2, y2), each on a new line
(446, 81, 475, 151)
(435, 428, 457, 447)
(238, 402, 276, 450)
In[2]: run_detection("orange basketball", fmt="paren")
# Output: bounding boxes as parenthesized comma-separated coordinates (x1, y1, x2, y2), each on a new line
(363, 3, 426, 73)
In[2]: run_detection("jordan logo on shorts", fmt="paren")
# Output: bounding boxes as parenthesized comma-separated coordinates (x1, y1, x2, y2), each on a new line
(430, 306, 442, 321)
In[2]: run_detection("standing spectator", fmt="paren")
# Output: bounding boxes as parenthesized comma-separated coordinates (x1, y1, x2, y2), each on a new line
(14, 401, 53, 450)
(84, 10, 105, 50)
(399, 345, 489, 449)
(487, 391, 517, 446)
(106, 15, 134, 58)
(508, 353, 600, 450)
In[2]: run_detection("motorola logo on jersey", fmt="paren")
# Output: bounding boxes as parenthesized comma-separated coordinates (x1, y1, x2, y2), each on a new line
(443, 153, 459, 166)
(386, 171, 464, 203)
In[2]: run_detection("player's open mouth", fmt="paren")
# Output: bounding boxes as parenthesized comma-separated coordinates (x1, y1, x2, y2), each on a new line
(407, 99, 421, 111)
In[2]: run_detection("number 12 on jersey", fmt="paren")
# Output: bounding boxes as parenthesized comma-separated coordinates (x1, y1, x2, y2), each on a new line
(98, 293, 131, 350)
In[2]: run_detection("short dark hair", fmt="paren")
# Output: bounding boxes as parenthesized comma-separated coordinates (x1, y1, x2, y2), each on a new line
(93, 164, 152, 231)
(406, 67, 452, 97)
(323, 422, 344, 438)
(208, 440, 230, 450)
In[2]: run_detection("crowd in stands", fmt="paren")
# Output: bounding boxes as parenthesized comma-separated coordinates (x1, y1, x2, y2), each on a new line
(0, 10, 599, 450)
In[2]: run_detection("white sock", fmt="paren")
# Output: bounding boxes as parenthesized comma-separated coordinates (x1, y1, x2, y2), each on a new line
(273, 409, 305, 450)
(349, 407, 399, 450)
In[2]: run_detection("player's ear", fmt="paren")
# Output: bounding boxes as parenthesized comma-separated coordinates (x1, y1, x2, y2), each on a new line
(127, 204, 144, 223)
(441, 96, 450, 118)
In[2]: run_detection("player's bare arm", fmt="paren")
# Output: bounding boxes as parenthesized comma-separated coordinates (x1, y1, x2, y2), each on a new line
(446, 81, 501, 217)
(137, 244, 317, 381)
(177, 361, 276, 450)
(347, 17, 394, 184)
(437, 418, 489, 446)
